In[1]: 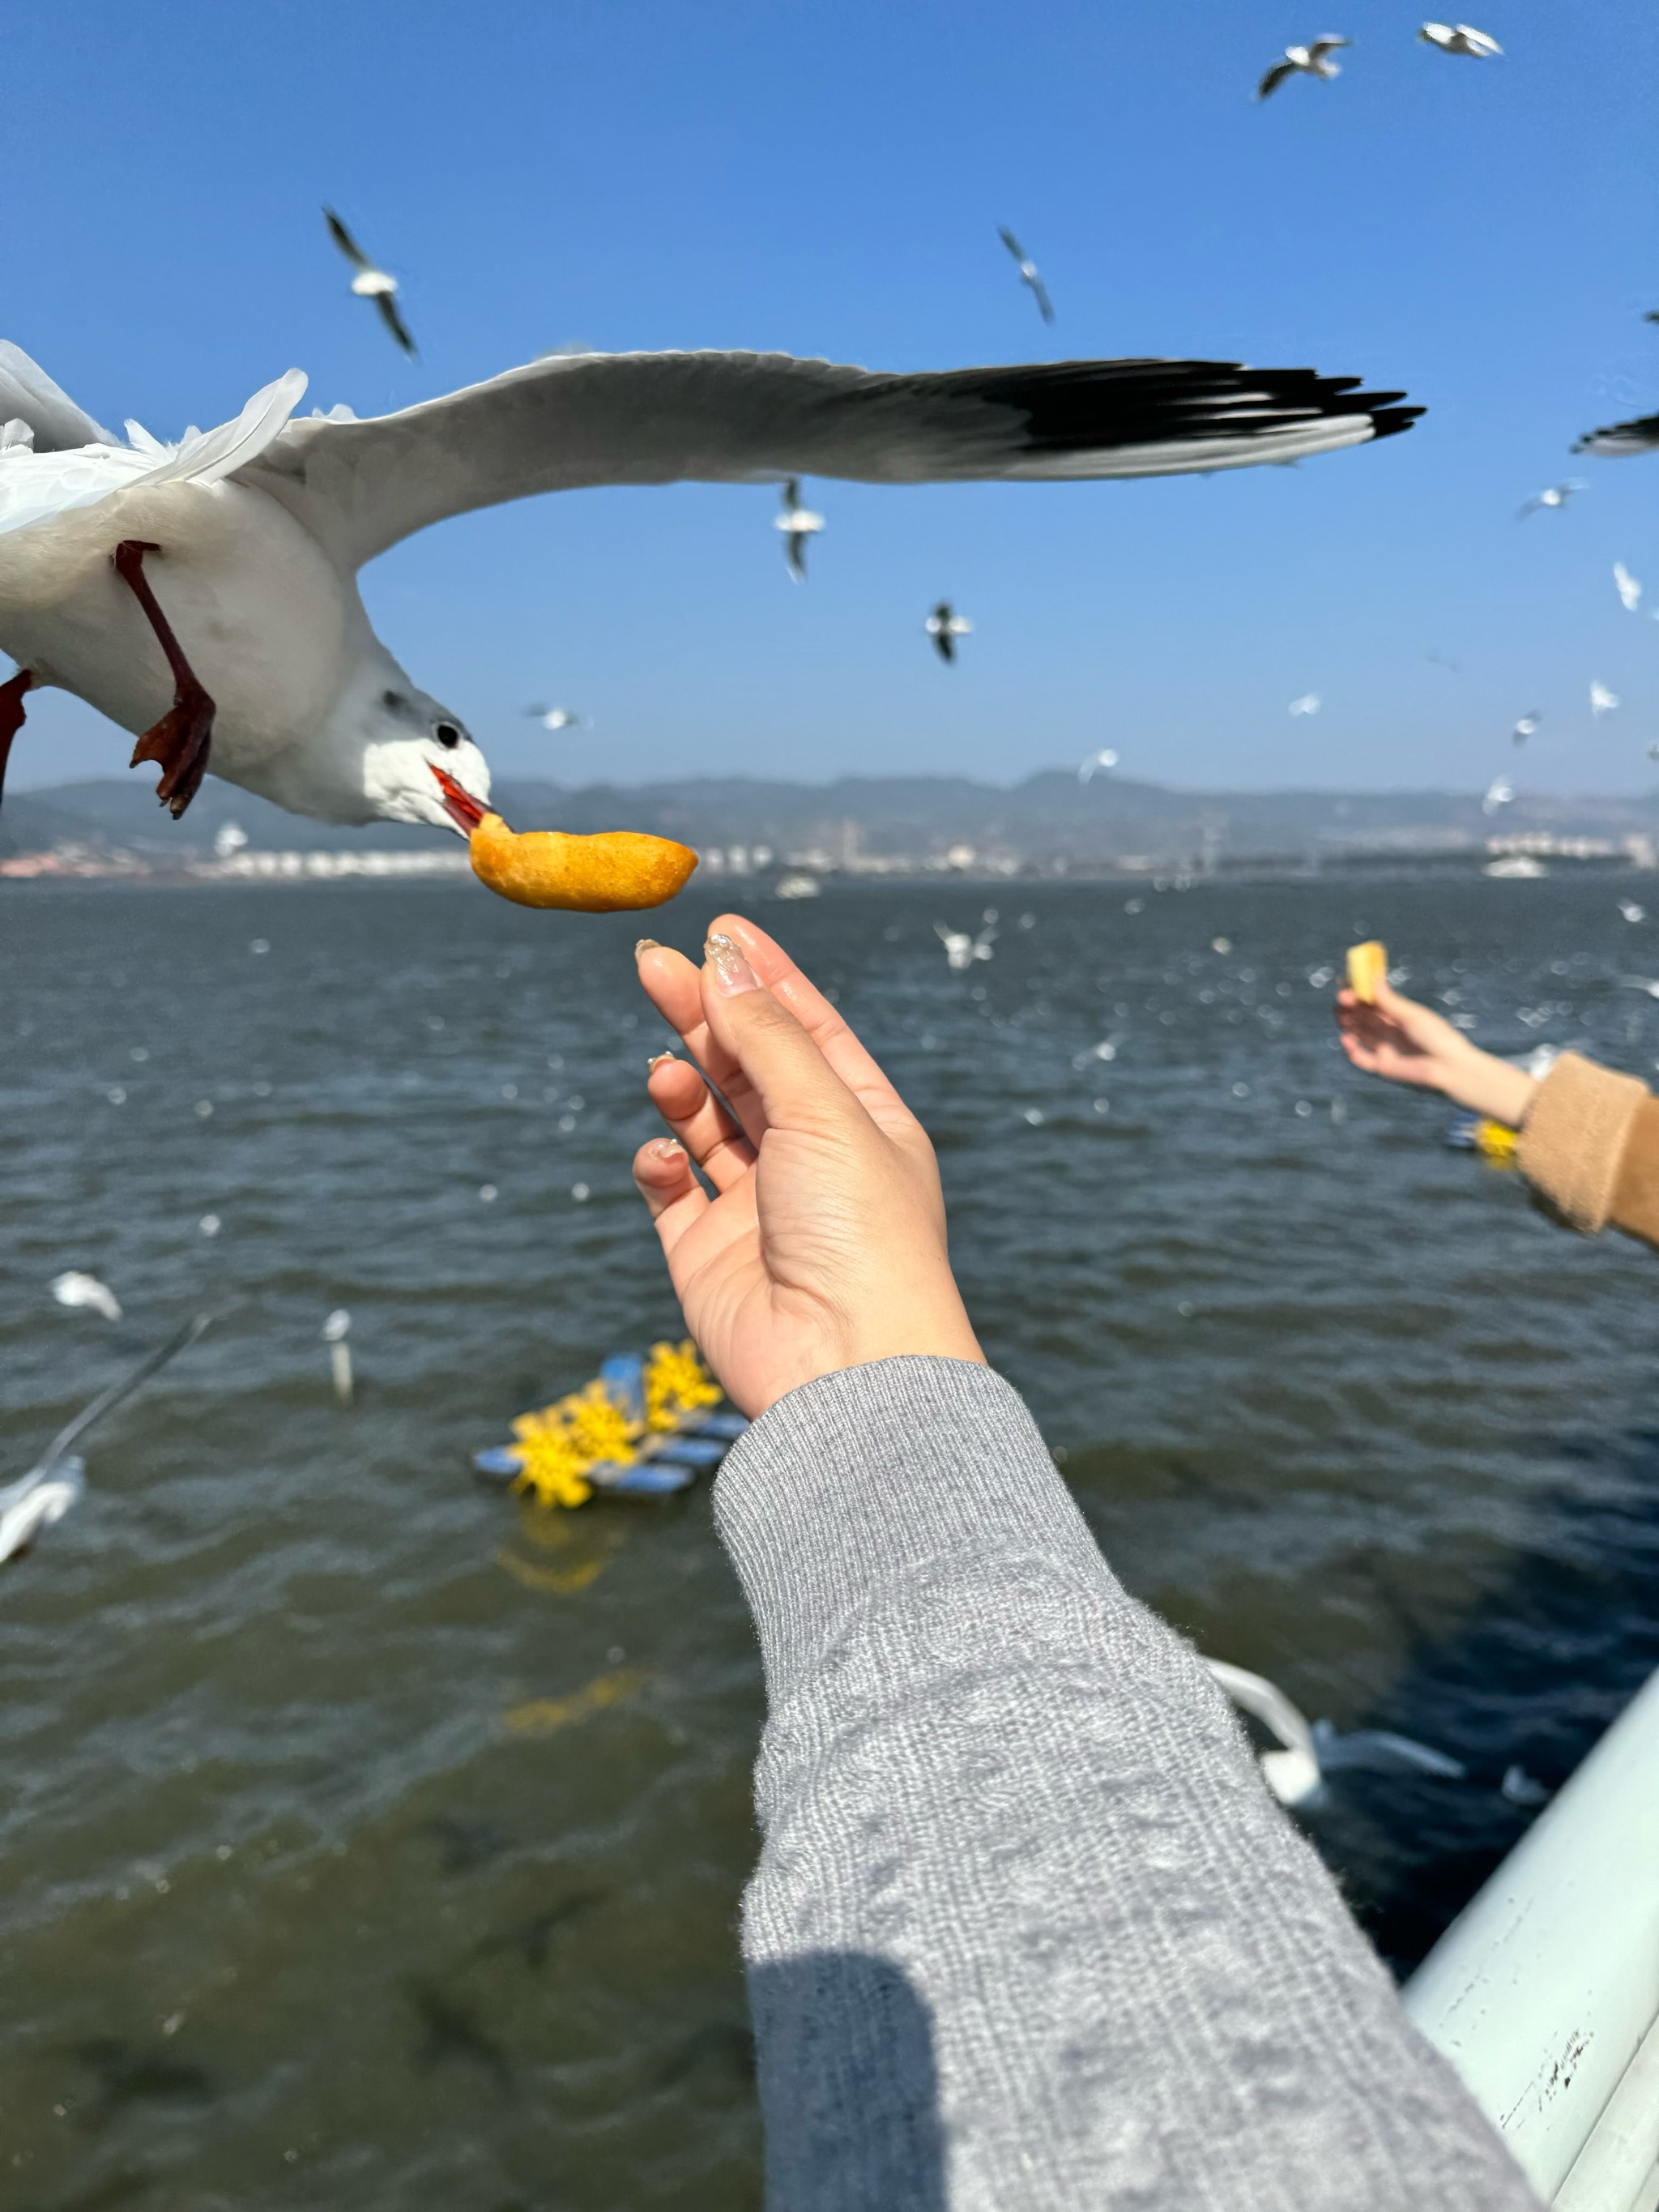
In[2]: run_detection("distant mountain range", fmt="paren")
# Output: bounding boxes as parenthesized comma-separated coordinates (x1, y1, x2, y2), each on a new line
(6, 771, 1659, 868)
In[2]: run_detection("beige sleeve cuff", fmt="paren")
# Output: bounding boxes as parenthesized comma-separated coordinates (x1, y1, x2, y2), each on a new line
(1516, 1051, 1651, 1235)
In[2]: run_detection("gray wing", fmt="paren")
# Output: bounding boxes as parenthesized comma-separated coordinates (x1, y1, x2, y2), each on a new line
(324, 207, 372, 272)
(1257, 58, 1297, 98)
(375, 291, 419, 360)
(239, 348, 1422, 573)
(1029, 273, 1056, 325)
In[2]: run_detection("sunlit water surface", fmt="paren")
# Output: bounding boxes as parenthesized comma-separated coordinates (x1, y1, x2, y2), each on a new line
(4, 874, 1658, 2210)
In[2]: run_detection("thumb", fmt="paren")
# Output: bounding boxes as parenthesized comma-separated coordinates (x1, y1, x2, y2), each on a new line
(701, 928, 860, 1134)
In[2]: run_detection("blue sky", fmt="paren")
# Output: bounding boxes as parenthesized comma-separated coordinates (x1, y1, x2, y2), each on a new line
(8, 0, 1659, 794)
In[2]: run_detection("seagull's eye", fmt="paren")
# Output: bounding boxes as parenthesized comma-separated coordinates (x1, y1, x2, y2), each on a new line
(435, 723, 462, 750)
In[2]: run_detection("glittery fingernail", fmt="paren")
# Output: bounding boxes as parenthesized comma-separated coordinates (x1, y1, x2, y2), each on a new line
(650, 1138, 685, 1159)
(634, 937, 661, 959)
(647, 1051, 676, 1070)
(705, 931, 759, 997)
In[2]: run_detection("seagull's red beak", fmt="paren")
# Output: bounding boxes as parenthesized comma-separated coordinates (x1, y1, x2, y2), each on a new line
(430, 762, 488, 835)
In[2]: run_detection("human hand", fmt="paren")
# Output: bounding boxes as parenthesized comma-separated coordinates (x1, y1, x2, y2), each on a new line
(630, 916, 984, 1419)
(1335, 980, 1536, 1127)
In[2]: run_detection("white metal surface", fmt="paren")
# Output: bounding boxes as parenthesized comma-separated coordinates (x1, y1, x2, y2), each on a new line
(1404, 1671, 1659, 2203)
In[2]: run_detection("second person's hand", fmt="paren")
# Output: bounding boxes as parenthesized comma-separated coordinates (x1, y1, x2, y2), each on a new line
(1335, 979, 1537, 1127)
(631, 916, 984, 1419)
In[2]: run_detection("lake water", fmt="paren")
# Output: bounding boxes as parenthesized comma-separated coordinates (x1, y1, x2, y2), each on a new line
(4, 872, 1658, 2210)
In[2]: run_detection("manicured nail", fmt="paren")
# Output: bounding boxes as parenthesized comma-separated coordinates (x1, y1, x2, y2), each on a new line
(634, 937, 660, 959)
(647, 1051, 676, 1070)
(705, 931, 759, 997)
(650, 1138, 685, 1160)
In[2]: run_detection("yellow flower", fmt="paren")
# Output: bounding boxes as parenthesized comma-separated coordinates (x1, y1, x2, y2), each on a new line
(510, 1378, 638, 1509)
(644, 1338, 722, 1431)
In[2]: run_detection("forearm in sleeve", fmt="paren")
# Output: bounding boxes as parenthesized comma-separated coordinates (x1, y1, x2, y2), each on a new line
(1517, 1050, 1659, 1249)
(713, 1356, 1539, 2212)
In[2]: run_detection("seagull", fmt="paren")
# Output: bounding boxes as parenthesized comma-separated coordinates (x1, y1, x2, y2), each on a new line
(1576, 411, 1659, 458)
(1517, 480, 1585, 518)
(0, 1315, 209, 1565)
(0, 342, 1420, 844)
(936, 918, 997, 971)
(774, 477, 824, 579)
(1512, 711, 1541, 745)
(1425, 647, 1462, 674)
(1206, 1659, 1466, 1808)
(522, 705, 582, 732)
(323, 210, 416, 358)
(1418, 21, 1502, 57)
(1592, 680, 1620, 715)
(1482, 775, 1514, 814)
(1078, 748, 1119, 781)
(926, 602, 973, 664)
(1256, 36, 1350, 100)
(1288, 693, 1320, 716)
(1614, 561, 1643, 611)
(997, 229, 1056, 326)
(52, 1270, 121, 1322)
(1618, 899, 1646, 923)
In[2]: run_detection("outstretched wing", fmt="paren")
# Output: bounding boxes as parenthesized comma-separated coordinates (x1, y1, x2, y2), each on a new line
(1574, 410, 1659, 458)
(1257, 58, 1296, 99)
(997, 226, 1027, 263)
(324, 207, 373, 272)
(375, 291, 418, 359)
(1306, 36, 1350, 62)
(1029, 273, 1056, 325)
(0, 339, 115, 451)
(240, 349, 1422, 572)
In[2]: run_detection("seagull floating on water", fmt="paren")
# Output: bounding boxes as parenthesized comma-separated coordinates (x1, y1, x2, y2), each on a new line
(0, 339, 1419, 839)
(1206, 1658, 1467, 1809)
(0, 1315, 209, 1565)
(1512, 711, 1541, 745)
(1591, 680, 1620, 716)
(997, 229, 1055, 326)
(926, 602, 973, 664)
(1575, 411, 1659, 458)
(522, 704, 582, 732)
(324, 210, 416, 358)
(1614, 561, 1643, 611)
(1418, 21, 1502, 57)
(774, 478, 824, 580)
(1517, 480, 1584, 518)
(1618, 899, 1646, 924)
(1257, 36, 1349, 100)
(52, 1270, 121, 1322)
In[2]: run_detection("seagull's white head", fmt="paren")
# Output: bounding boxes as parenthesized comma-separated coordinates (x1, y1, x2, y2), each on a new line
(311, 653, 493, 832)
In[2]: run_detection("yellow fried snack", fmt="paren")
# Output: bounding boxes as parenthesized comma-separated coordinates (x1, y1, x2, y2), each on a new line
(1346, 939, 1388, 1004)
(432, 765, 697, 912)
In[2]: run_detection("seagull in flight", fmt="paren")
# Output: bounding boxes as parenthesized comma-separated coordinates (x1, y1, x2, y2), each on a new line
(1288, 693, 1320, 716)
(1482, 775, 1513, 814)
(1517, 480, 1585, 518)
(1257, 36, 1350, 100)
(926, 603, 973, 664)
(1615, 562, 1643, 612)
(324, 210, 416, 359)
(1512, 711, 1541, 745)
(1591, 680, 1620, 716)
(52, 1270, 122, 1322)
(936, 918, 997, 972)
(997, 229, 1056, 326)
(1576, 410, 1659, 458)
(1418, 21, 1502, 57)
(774, 478, 825, 579)
(1078, 748, 1119, 781)
(523, 705, 582, 732)
(0, 339, 1420, 851)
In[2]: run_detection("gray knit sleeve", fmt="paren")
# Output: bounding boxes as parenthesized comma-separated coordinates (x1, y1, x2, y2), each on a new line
(711, 1356, 1539, 2212)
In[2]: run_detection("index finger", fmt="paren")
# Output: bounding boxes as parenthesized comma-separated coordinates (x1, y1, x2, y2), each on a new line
(715, 916, 921, 1138)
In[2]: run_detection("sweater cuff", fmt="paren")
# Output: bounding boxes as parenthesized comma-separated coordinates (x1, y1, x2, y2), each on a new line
(712, 1356, 1097, 1710)
(1516, 1051, 1649, 1234)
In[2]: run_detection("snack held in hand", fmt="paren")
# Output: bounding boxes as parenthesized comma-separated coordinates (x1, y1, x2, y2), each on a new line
(431, 767, 697, 912)
(1346, 939, 1388, 1004)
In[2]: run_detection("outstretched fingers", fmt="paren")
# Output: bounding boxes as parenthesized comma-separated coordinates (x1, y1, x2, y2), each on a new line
(636, 938, 766, 1143)
(632, 1137, 709, 1258)
(646, 1053, 756, 1191)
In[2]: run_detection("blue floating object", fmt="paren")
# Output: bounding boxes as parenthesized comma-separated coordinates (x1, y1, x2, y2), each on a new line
(591, 1458, 695, 1496)
(688, 1411, 749, 1441)
(1444, 1112, 1481, 1151)
(598, 1352, 646, 1426)
(473, 1444, 526, 1485)
(646, 1436, 728, 1469)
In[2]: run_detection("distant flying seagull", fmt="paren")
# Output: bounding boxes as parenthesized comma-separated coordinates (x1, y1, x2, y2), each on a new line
(1078, 748, 1120, 781)
(1591, 681, 1620, 715)
(52, 1270, 121, 1322)
(0, 341, 1421, 837)
(324, 210, 416, 359)
(1288, 693, 1320, 716)
(936, 918, 997, 972)
(522, 705, 582, 732)
(1615, 562, 1643, 611)
(1512, 711, 1541, 745)
(997, 229, 1056, 326)
(1418, 21, 1502, 57)
(1482, 775, 1513, 814)
(1517, 480, 1584, 518)
(774, 478, 825, 579)
(926, 602, 973, 664)
(1649, 744, 1659, 762)
(1574, 412, 1659, 458)
(1425, 647, 1462, 674)
(1257, 36, 1349, 100)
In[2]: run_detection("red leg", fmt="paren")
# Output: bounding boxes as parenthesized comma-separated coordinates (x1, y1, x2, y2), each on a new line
(0, 668, 32, 807)
(113, 540, 215, 819)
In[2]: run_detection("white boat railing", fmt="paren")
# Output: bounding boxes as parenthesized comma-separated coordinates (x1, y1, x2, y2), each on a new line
(1404, 1669, 1659, 2210)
